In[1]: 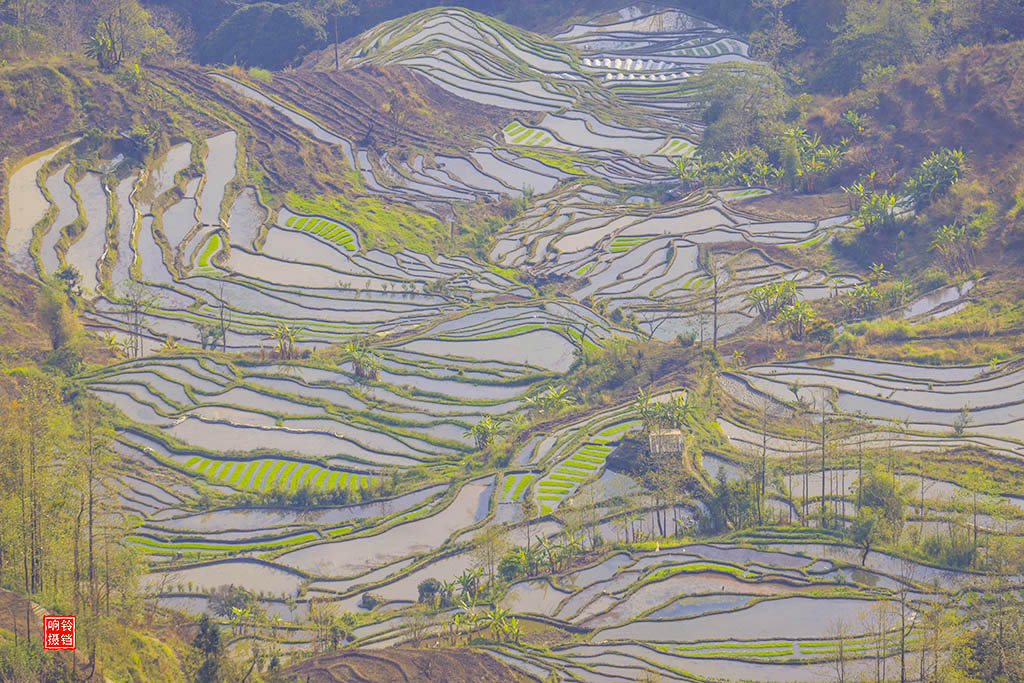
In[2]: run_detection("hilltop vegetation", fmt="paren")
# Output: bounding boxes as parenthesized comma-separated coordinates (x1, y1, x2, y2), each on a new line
(4, 0, 1024, 681)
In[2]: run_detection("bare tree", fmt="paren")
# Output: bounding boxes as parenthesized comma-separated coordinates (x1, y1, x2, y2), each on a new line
(118, 281, 159, 357)
(316, 0, 357, 71)
(870, 595, 894, 682)
(638, 309, 670, 341)
(830, 617, 849, 683)
(758, 398, 770, 524)
(699, 250, 728, 351)
(897, 559, 918, 683)
(218, 283, 231, 352)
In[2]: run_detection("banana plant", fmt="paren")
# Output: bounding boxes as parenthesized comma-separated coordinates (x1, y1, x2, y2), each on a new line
(481, 607, 510, 641)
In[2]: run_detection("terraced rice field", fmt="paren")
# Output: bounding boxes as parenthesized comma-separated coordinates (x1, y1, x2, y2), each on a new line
(182, 455, 373, 492)
(725, 357, 1024, 459)
(2, 3, 1007, 680)
(489, 540, 941, 680)
(533, 411, 642, 513)
(283, 211, 359, 252)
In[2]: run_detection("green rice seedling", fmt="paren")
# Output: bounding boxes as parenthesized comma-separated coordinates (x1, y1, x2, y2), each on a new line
(288, 464, 311, 490)
(312, 468, 329, 489)
(252, 460, 274, 489)
(502, 474, 518, 496)
(299, 466, 318, 488)
(277, 462, 298, 487)
(511, 474, 535, 498)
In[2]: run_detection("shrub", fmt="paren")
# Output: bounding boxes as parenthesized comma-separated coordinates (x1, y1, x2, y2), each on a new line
(921, 529, 975, 568)
(498, 555, 523, 582)
(209, 584, 257, 617)
(45, 340, 85, 376)
(359, 593, 383, 610)
(903, 148, 965, 209)
(417, 578, 440, 603)
(867, 318, 914, 342)
(918, 267, 949, 292)
(832, 330, 859, 353)
(248, 67, 273, 83)
(0, 25, 49, 59)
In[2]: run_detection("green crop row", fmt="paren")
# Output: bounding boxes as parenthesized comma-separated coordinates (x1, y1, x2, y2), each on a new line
(647, 562, 754, 582)
(184, 455, 374, 492)
(129, 531, 317, 554)
(195, 233, 223, 270)
(609, 236, 652, 253)
(285, 214, 358, 252)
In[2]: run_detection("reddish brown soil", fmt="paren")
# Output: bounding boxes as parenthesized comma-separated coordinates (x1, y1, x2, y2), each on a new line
(280, 647, 529, 682)
(0, 261, 112, 373)
(738, 190, 852, 221)
(267, 66, 511, 154)
(811, 41, 1024, 181)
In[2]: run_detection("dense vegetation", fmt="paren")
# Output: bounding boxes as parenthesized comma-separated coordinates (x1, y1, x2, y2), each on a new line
(3, 0, 1024, 681)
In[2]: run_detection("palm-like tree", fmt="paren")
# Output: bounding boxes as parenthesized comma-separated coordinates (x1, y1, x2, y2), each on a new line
(230, 606, 251, 635)
(562, 531, 585, 558)
(634, 387, 660, 432)
(743, 285, 773, 320)
(504, 615, 520, 644)
(446, 612, 465, 644)
(511, 546, 541, 576)
(676, 157, 707, 189)
(930, 223, 977, 274)
(271, 324, 301, 359)
(776, 300, 816, 340)
(84, 34, 115, 69)
(535, 535, 557, 572)
(525, 384, 575, 414)
(798, 156, 826, 192)
(456, 568, 482, 599)
(481, 607, 510, 641)
(439, 579, 457, 608)
(720, 149, 749, 181)
(464, 416, 505, 450)
(750, 161, 774, 187)
(341, 338, 379, 380)
(660, 391, 693, 430)
(744, 280, 798, 321)
(783, 127, 810, 149)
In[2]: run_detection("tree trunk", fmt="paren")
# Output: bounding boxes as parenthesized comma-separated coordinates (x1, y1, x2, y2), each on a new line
(88, 463, 96, 616)
(712, 275, 719, 350)
(74, 494, 83, 610)
(334, 15, 340, 71)
(20, 468, 29, 593)
(760, 409, 767, 525)
(820, 403, 827, 526)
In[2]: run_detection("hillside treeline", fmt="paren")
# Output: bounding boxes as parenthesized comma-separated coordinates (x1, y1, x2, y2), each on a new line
(0, 373, 147, 678)
(4, 0, 1023, 75)
(0, 0, 587, 69)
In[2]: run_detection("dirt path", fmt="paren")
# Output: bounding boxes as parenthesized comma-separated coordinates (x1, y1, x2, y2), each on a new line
(0, 588, 95, 679)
